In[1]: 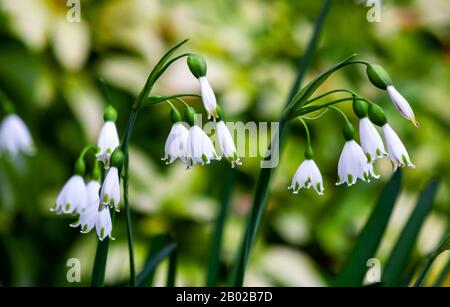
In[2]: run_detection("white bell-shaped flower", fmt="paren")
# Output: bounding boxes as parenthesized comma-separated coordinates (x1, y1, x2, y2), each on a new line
(186, 125, 220, 167)
(162, 122, 189, 164)
(382, 124, 415, 171)
(70, 180, 100, 233)
(100, 166, 120, 211)
(216, 121, 241, 167)
(96, 206, 113, 241)
(53, 175, 87, 214)
(336, 140, 379, 186)
(96, 121, 119, 167)
(0, 114, 34, 157)
(386, 85, 418, 128)
(199, 77, 218, 120)
(289, 159, 324, 195)
(359, 117, 387, 163)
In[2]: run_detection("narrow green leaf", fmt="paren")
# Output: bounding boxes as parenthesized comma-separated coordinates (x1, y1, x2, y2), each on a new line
(433, 256, 450, 287)
(334, 170, 402, 286)
(382, 180, 439, 286)
(166, 246, 178, 287)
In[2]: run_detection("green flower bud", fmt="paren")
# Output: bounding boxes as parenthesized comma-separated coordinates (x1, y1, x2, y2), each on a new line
(184, 106, 196, 126)
(343, 121, 355, 141)
(187, 54, 207, 78)
(368, 103, 387, 127)
(353, 98, 368, 119)
(74, 157, 86, 176)
(304, 146, 314, 159)
(103, 105, 118, 122)
(367, 64, 392, 90)
(110, 148, 125, 168)
(170, 108, 182, 123)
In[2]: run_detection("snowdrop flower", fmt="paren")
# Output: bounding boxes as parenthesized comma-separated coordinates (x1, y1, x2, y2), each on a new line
(386, 85, 418, 128)
(382, 123, 415, 171)
(71, 180, 101, 233)
(53, 175, 87, 214)
(187, 54, 218, 119)
(96, 105, 119, 167)
(0, 114, 34, 157)
(96, 206, 113, 241)
(162, 109, 189, 164)
(100, 166, 121, 211)
(216, 120, 241, 167)
(359, 117, 387, 163)
(289, 159, 324, 195)
(186, 125, 220, 167)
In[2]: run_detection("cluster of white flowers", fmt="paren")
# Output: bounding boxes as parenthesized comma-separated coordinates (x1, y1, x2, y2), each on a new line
(53, 106, 121, 241)
(0, 113, 34, 157)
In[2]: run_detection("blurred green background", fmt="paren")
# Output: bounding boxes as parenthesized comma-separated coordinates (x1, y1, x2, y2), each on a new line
(0, 0, 449, 286)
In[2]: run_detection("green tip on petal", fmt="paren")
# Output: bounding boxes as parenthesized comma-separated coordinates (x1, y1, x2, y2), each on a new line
(347, 174, 353, 184)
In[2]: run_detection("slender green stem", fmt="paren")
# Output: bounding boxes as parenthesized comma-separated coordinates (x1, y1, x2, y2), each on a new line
(173, 97, 190, 108)
(297, 96, 370, 116)
(413, 255, 436, 287)
(123, 153, 136, 286)
(328, 105, 350, 123)
(303, 88, 360, 106)
(298, 118, 311, 148)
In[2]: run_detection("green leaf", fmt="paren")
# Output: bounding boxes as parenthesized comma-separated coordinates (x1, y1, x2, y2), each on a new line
(334, 170, 402, 286)
(433, 256, 450, 287)
(382, 180, 439, 286)
(137, 235, 177, 287)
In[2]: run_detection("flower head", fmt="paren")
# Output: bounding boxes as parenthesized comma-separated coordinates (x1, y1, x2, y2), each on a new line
(199, 77, 218, 120)
(96, 121, 119, 167)
(289, 159, 324, 195)
(96, 206, 113, 241)
(162, 122, 189, 164)
(70, 180, 101, 233)
(359, 117, 387, 163)
(336, 140, 379, 186)
(53, 175, 87, 214)
(100, 166, 120, 211)
(216, 121, 241, 167)
(186, 125, 220, 168)
(386, 85, 418, 128)
(382, 124, 415, 171)
(0, 114, 34, 157)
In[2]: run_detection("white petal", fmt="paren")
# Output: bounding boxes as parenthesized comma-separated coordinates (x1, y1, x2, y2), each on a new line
(359, 117, 387, 163)
(199, 77, 217, 119)
(387, 85, 418, 127)
(100, 167, 121, 210)
(95, 207, 113, 241)
(96, 121, 119, 166)
(162, 122, 189, 164)
(216, 121, 241, 167)
(54, 175, 87, 214)
(186, 125, 220, 167)
(289, 159, 323, 195)
(0, 114, 34, 157)
(382, 124, 415, 170)
(336, 140, 376, 186)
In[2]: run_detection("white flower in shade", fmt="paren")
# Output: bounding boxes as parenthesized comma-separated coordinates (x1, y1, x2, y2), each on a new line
(53, 175, 87, 214)
(162, 122, 189, 164)
(288, 159, 324, 195)
(96, 121, 119, 166)
(359, 117, 387, 163)
(386, 85, 418, 128)
(336, 140, 379, 186)
(382, 124, 415, 171)
(70, 180, 100, 233)
(96, 206, 113, 241)
(100, 166, 120, 211)
(0, 114, 34, 157)
(199, 77, 218, 119)
(216, 121, 241, 167)
(186, 125, 220, 167)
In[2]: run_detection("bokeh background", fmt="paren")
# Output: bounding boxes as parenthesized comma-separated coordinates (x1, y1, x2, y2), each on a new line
(0, 0, 449, 286)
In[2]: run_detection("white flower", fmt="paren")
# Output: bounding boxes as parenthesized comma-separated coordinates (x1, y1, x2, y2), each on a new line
(70, 180, 100, 233)
(359, 117, 387, 163)
(96, 206, 113, 241)
(96, 121, 119, 166)
(199, 76, 217, 119)
(336, 140, 379, 186)
(100, 166, 120, 211)
(0, 114, 34, 157)
(386, 85, 418, 127)
(53, 175, 87, 214)
(186, 125, 220, 167)
(216, 121, 241, 167)
(382, 124, 415, 171)
(288, 159, 324, 195)
(162, 122, 189, 164)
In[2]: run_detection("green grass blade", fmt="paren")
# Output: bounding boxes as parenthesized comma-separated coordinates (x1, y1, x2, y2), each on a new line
(382, 180, 439, 286)
(166, 246, 178, 287)
(334, 170, 402, 286)
(91, 209, 115, 286)
(433, 257, 450, 287)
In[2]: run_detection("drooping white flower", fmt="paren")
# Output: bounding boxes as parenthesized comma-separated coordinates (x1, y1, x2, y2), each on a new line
(0, 114, 34, 157)
(96, 206, 113, 241)
(53, 175, 87, 214)
(386, 85, 418, 128)
(199, 77, 218, 120)
(216, 121, 241, 167)
(70, 180, 101, 233)
(336, 140, 379, 186)
(96, 121, 119, 167)
(162, 122, 189, 164)
(382, 124, 415, 171)
(359, 117, 387, 163)
(289, 159, 324, 195)
(100, 166, 120, 211)
(186, 125, 220, 167)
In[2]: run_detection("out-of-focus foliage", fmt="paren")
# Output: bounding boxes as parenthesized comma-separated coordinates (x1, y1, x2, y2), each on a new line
(0, 0, 448, 286)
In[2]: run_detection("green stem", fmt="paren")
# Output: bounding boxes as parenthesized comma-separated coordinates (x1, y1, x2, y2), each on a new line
(123, 153, 136, 286)
(298, 118, 311, 148)
(229, 0, 332, 286)
(303, 88, 360, 106)
(328, 105, 350, 123)
(413, 255, 436, 287)
(297, 96, 370, 116)
(433, 257, 450, 287)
